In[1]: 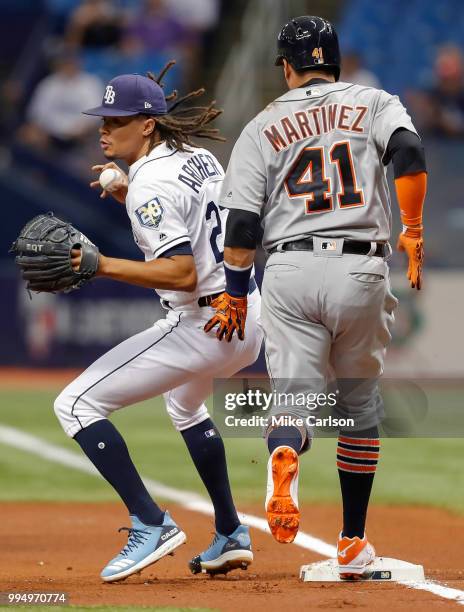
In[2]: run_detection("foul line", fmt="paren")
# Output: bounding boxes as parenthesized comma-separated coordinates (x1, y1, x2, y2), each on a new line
(0, 424, 463, 606)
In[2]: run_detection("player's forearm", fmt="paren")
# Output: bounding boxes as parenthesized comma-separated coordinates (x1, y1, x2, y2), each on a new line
(97, 255, 197, 291)
(385, 129, 427, 235)
(224, 246, 256, 268)
(222, 248, 255, 297)
(223, 208, 260, 296)
(394, 172, 427, 234)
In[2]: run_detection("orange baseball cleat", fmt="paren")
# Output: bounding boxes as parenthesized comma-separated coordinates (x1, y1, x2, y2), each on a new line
(265, 446, 300, 543)
(337, 532, 376, 580)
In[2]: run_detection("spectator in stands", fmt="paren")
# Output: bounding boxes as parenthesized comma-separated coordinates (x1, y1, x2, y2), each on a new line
(340, 51, 380, 88)
(167, 0, 220, 73)
(66, 0, 124, 49)
(168, 0, 220, 34)
(125, 0, 197, 86)
(126, 0, 191, 54)
(18, 54, 103, 151)
(409, 45, 464, 138)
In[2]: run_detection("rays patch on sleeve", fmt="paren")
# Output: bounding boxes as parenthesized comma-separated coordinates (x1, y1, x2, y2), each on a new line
(135, 197, 164, 230)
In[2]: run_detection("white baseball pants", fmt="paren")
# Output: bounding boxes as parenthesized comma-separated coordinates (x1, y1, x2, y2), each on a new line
(55, 290, 262, 437)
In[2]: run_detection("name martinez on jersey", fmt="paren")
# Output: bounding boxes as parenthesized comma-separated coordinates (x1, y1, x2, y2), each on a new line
(264, 103, 368, 152)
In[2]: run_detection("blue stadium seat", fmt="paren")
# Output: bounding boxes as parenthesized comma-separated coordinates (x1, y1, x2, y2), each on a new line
(81, 49, 181, 90)
(338, 0, 464, 95)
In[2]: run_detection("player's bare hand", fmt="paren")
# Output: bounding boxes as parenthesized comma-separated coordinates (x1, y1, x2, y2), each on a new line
(397, 228, 424, 290)
(90, 162, 128, 204)
(204, 292, 248, 341)
(71, 248, 82, 272)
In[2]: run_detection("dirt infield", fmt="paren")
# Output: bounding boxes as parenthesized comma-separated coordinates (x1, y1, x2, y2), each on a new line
(1, 502, 463, 610)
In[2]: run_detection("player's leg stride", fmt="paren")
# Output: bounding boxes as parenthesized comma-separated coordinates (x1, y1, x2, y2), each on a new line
(101, 512, 186, 583)
(336, 429, 380, 579)
(70, 419, 187, 583)
(262, 425, 306, 544)
(188, 524, 253, 575)
(181, 417, 255, 575)
(265, 445, 300, 543)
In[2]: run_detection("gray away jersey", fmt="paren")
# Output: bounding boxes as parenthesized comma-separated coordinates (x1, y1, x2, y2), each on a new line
(220, 81, 418, 249)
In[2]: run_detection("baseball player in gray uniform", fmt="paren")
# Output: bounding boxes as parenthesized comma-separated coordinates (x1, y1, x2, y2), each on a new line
(205, 16, 426, 579)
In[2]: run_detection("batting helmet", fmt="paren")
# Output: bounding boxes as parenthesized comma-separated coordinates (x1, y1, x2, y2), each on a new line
(275, 16, 341, 81)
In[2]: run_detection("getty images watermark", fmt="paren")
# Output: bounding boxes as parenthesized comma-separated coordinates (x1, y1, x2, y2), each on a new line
(213, 377, 464, 438)
(222, 388, 354, 430)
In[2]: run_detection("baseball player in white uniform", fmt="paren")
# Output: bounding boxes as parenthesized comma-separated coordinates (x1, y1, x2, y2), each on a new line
(53, 66, 262, 582)
(206, 17, 426, 579)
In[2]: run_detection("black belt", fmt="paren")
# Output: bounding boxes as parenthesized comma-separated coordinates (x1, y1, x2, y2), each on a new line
(270, 237, 388, 257)
(162, 277, 257, 310)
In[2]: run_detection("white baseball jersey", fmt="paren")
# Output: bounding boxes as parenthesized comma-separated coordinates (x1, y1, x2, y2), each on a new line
(220, 81, 418, 249)
(126, 142, 227, 307)
(55, 140, 263, 440)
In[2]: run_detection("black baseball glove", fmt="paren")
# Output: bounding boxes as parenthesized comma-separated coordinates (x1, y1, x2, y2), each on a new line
(11, 212, 100, 293)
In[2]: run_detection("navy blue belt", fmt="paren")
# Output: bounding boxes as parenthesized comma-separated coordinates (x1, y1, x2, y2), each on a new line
(162, 277, 257, 310)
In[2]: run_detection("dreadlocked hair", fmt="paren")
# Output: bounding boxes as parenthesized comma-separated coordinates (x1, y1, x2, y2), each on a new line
(146, 60, 225, 152)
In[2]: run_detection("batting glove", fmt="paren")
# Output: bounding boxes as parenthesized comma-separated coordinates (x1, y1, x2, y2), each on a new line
(204, 292, 247, 342)
(396, 226, 424, 290)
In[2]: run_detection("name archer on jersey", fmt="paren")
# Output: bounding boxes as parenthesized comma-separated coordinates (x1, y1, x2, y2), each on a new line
(178, 152, 222, 193)
(264, 104, 368, 153)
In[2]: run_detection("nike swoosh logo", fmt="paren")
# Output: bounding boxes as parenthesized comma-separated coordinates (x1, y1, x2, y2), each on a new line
(338, 540, 358, 558)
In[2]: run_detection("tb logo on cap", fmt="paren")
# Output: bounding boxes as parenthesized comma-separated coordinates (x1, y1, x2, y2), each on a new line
(104, 85, 115, 105)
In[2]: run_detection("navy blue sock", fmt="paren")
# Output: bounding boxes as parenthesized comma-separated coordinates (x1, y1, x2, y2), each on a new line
(74, 420, 164, 525)
(337, 426, 380, 538)
(267, 426, 303, 454)
(181, 418, 239, 536)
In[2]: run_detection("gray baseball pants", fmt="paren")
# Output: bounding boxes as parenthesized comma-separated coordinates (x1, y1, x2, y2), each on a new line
(261, 239, 398, 442)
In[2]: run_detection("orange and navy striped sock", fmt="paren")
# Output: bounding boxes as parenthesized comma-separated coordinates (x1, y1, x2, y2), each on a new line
(337, 428, 380, 538)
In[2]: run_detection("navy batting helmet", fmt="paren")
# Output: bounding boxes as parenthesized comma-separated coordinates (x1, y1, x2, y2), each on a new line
(275, 16, 341, 81)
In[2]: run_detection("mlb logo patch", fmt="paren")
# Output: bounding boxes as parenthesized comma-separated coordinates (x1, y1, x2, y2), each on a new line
(322, 240, 337, 251)
(205, 428, 216, 438)
(135, 197, 164, 230)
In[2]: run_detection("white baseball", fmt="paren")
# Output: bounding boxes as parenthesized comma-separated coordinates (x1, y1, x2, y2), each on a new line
(99, 168, 123, 192)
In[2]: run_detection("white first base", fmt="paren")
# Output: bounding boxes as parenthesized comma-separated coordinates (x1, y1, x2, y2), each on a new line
(300, 557, 425, 582)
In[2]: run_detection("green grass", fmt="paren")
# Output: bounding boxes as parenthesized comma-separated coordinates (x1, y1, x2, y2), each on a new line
(0, 389, 463, 513)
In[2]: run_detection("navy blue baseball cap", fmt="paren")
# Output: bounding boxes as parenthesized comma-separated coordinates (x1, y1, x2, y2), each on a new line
(83, 74, 167, 117)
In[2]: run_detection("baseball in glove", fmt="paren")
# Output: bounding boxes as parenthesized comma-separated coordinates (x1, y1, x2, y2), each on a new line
(11, 212, 100, 293)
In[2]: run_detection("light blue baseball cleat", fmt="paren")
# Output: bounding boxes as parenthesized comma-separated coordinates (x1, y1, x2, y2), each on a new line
(101, 511, 186, 582)
(189, 524, 253, 575)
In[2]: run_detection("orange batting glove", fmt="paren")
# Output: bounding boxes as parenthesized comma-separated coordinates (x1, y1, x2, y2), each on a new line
(396, 226, 424, 290)
(204, 292, 247, 341)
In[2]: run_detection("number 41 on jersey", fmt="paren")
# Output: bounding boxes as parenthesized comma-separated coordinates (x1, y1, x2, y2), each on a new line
(285, 140, 365, 214)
